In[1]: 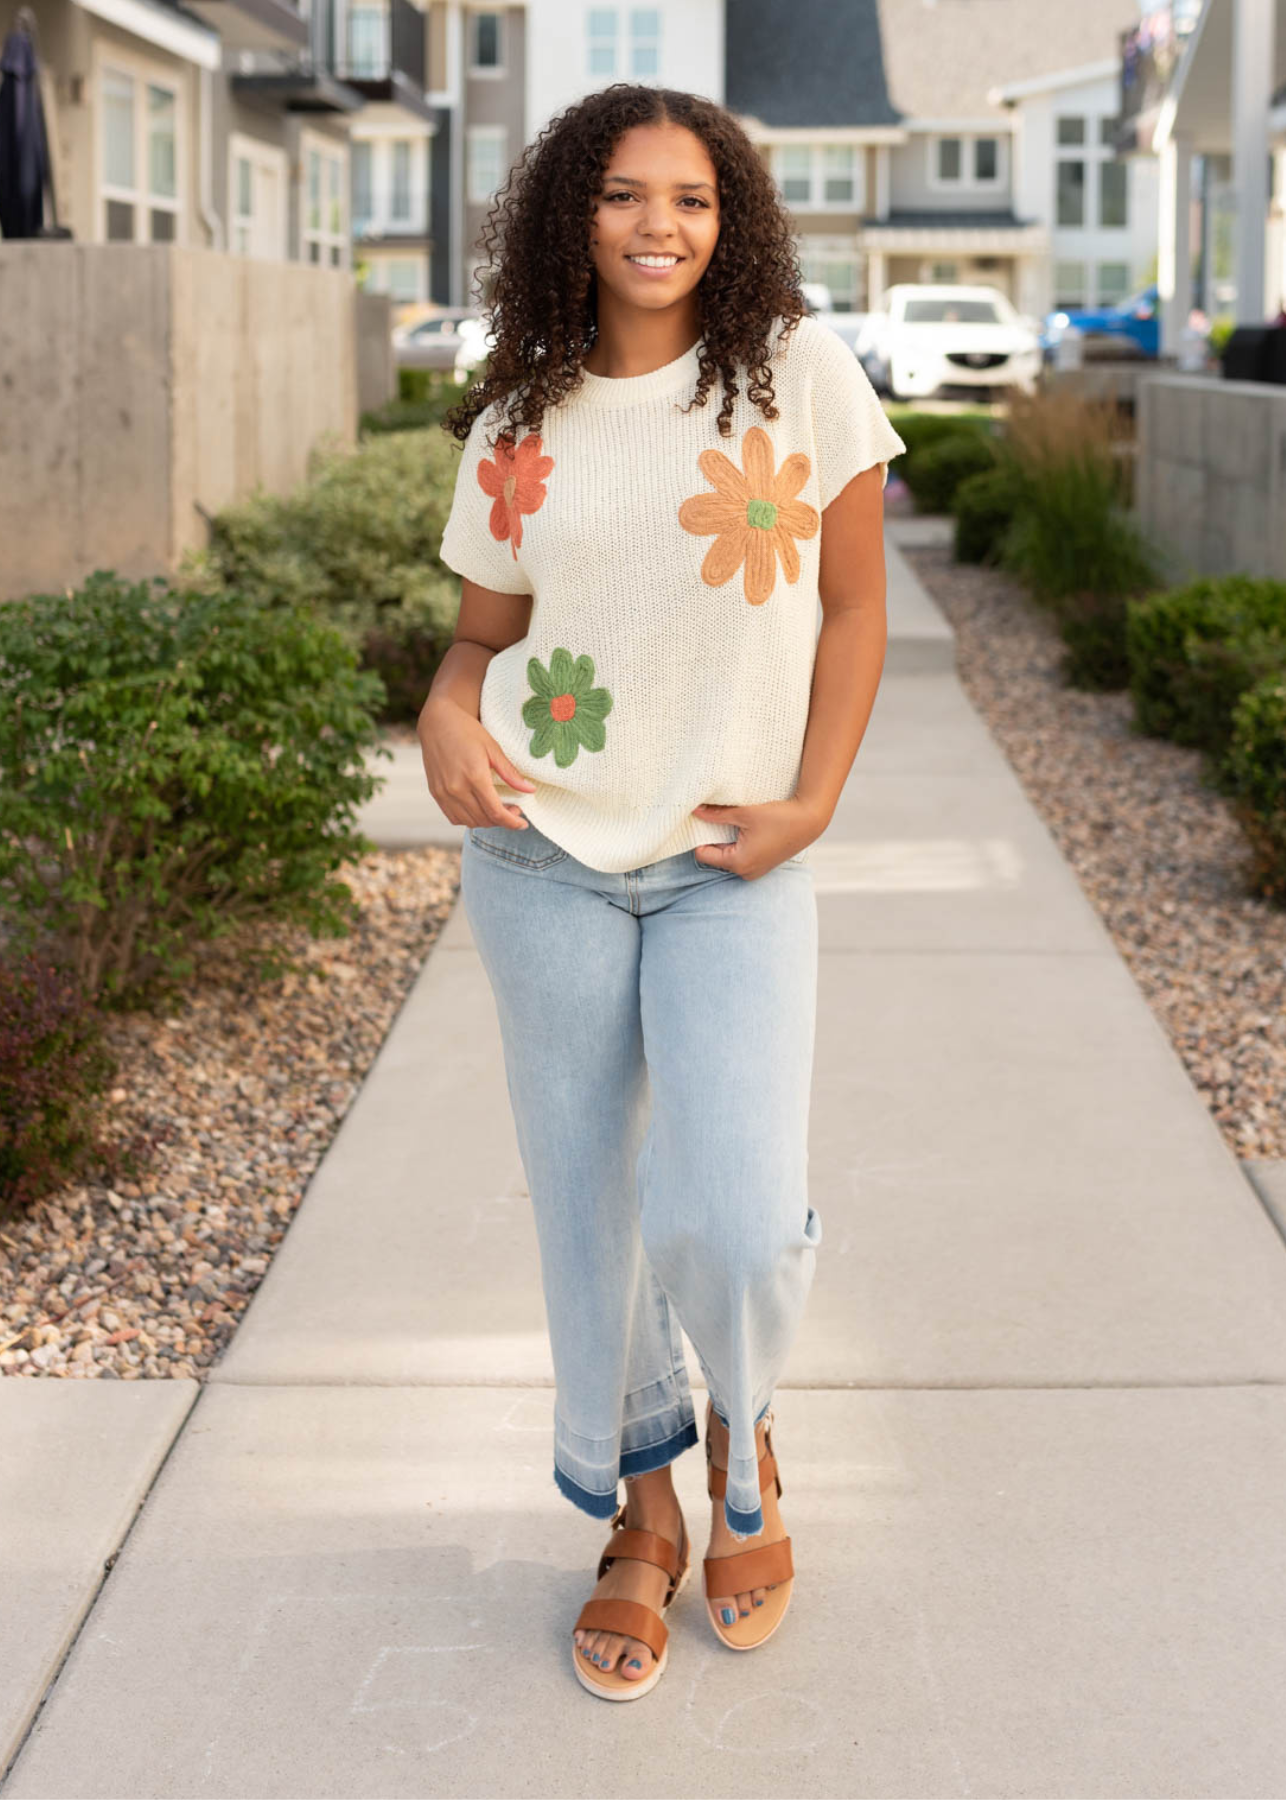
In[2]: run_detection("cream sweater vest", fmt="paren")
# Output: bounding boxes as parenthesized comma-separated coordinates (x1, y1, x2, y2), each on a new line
(438, 312, 907, 873)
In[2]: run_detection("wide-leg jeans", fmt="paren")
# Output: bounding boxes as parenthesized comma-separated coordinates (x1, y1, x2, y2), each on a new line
(459, 815, 822, 1539)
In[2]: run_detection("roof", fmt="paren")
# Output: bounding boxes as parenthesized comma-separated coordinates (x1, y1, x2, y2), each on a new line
(726, 0, 1141, 129)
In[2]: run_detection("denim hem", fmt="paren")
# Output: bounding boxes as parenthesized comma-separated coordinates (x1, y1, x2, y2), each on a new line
(553, 1460, 620, 1519)
(709, 1396, 773, 1430)
(724, 1496, 765, 1538)
(619, 1415, 698, 1477)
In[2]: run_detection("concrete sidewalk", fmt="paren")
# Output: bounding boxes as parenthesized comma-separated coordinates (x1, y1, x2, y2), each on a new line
(5, 527, 1286, 1798)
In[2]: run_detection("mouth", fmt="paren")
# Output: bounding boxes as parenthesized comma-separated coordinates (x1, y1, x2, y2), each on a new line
(626, 253, 683, 274)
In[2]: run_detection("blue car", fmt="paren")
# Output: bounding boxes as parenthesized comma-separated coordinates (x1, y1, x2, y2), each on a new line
(1039, 283, 1160, 362)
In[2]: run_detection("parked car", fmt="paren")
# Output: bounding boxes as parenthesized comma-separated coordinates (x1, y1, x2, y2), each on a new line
(1038, 283, 1160, 363)
(856, 283, 1043, 401)
(393, 307, 490, 376)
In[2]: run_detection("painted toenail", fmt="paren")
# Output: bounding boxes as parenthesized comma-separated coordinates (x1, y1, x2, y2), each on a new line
(754, 1598, 764, 1606)
(721, 1607, 735, 1624)
(628, 1659, 642, 1669)
(740, 1608, 749, 1616)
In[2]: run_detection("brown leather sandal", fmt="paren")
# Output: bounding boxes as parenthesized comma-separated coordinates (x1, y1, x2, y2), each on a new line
(703, 1397, 795, 1650)
(572, 1498, 692, 1700)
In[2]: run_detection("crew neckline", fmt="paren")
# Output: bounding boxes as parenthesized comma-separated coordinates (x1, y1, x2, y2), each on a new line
(571, 333, 704, 408)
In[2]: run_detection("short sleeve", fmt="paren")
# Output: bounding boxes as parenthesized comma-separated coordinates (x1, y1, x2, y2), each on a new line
(437, 402, 534, 594)
(804, 318, 908, 509)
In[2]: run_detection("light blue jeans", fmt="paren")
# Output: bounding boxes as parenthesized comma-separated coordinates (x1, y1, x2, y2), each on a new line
(459, 816, 822, 1539)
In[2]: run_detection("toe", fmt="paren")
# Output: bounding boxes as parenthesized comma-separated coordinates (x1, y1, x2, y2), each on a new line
(620, 1638, 653, 1679)
(751, 1585, 767, 1608)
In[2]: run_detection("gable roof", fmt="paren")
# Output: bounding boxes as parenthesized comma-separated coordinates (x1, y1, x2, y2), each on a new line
(726, 0, 1141, 129)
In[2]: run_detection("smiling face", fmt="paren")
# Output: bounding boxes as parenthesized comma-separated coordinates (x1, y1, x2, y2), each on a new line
(588, 120, 721, 313)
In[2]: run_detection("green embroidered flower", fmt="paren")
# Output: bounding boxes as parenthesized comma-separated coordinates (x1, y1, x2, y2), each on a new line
(522, 647, 613, 767)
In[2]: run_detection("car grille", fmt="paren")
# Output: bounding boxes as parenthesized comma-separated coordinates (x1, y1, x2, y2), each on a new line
(945, 351, 1009, 370)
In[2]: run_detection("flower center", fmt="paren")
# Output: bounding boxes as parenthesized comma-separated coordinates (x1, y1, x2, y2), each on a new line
(746, 498, 778, 531)
(503, 475, 518, 506)
(550, 692, 577, 722)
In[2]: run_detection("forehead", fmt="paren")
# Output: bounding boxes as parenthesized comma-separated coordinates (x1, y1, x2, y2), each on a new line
(603, 123, 717, 187)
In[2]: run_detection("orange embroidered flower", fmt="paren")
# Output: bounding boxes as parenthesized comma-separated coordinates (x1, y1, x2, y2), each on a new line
(477, 431, 554, 558)
(678, 425, 820, 605)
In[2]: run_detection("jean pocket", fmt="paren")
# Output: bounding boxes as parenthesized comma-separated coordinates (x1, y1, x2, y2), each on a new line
(467, 819, 570, 870)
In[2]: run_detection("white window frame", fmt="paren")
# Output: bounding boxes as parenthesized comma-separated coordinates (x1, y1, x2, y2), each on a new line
(1054, 258, 1087, 307)
(467, 8, 506, 76)
(587, 7, 617, 76)
(926, 132, 1005, 193)
(630, 6, 661, 77)
(466, 123, 507, 205)
(586, 7, 661, 81)
(300, 127, 349, 267)
(94, 44, 184, 245)
(797, 235, 859, 310)
(364, 253, 426, 302)
(770, 142, 865, 213)
(344, 0, 389, 79)
(350, 124, 430, 236)
(1095, 260, 1131, 305)
(1054, 113, 1125, 231)
(228, 133, 288, 260)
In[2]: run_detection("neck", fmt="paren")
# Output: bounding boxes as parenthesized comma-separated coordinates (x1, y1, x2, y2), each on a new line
(583, 295, 701, 378)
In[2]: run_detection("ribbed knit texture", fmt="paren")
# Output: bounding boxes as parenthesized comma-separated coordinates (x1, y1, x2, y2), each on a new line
(438, 313, 907, 873)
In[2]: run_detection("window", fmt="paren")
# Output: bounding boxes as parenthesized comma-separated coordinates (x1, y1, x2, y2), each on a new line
(230, 134, 287, 259)
(1057, 115, 1086, 146)
(822, 145, 854, 203)
(779, 145, 811, 203)
(351, 140, 373, 234)
(302, 132, 347, 267)
(630, 7, 660, 76)
(347, 1, 388, 77)
(1098, 116, 1119, 146)
(98, 61, 180, 243)
(1054, 260, 1086, 307)
(466, 125, 507, 204)
(1099, 159, 1127, 228)
(391, 139, 412, 222)
(1056, 158, 1084, 227)
(470, 10, 503, 70)
(386, 259, 421, 300)
(587, 8, 661, 79)
(1097, 261, 1130, 305)
(799, 247, 857, 310)
(973, 137, 997, 181)
(930, 133, 1001, 190)
(937, 137, 961, 181)
(587, 7, 616, 75)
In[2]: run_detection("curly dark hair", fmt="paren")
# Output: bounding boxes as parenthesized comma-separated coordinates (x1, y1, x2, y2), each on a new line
(441, 83, 809, 450)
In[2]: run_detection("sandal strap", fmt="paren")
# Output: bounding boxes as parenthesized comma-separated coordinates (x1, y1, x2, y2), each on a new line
(573, 1597, 668, 1662)
(704, 1536, 794, 1597)
(705, 1447, 781, 1502)
(596, 1526, 682, 1584)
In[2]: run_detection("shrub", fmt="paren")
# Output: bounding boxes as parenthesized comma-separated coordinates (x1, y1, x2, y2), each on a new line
(180, 429, 463, 721)
(0, 572, 389, 1007)
(363, 368, 483, 437)
(1223, 676, 1286, 903)
(905, 431, 999, 514)
(1124, 575, 1286, 759)
(997, 385, 1163, 688)
(0, 953, 116, 1220)
(952, 463, 1029, 565)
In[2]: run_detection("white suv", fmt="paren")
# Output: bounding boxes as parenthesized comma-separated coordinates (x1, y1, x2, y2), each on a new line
(856, 284, 1043, 401)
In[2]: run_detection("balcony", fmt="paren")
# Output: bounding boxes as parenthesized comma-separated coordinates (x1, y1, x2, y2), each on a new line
(332, 0, 432, 122)
(181, 0, 309, 54)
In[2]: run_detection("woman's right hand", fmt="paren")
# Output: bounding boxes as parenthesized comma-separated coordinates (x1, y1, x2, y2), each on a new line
(418, 696, 537, 829)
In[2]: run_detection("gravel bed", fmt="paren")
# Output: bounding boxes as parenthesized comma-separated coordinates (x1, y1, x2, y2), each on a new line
(901, 541, 1285, 1162)
(0, 841, 460, 1379)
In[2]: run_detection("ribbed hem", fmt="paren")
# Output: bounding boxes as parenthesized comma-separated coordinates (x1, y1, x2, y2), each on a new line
(568, 332, 704, 409)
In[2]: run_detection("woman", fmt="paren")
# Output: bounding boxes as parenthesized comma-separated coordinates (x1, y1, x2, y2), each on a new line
(419, 82, 904, 1701)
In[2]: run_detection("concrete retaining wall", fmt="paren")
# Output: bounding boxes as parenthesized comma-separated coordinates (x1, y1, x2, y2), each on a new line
(1136, 371, 1286, 582)
(0, 243, 367, 602)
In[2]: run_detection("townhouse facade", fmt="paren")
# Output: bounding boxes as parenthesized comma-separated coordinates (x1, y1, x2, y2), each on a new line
(2, 0, 1164, 325)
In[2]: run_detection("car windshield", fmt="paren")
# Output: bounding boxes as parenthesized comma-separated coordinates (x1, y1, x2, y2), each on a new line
(903, 298, 1002, 324)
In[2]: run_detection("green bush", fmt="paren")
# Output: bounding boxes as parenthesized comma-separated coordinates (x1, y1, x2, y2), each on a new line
(1124, 575, 1286, 758)
(0, 572, 389, 1008)
(1223, 676, 1286, 901)
(887, 409, 994, 465)
(363, 367, 483, 436)
(181, 429, 463, 722)
(952, 463, 1029, 565)
(0, 952, 117, 1220)
(904, 431, 998, 514)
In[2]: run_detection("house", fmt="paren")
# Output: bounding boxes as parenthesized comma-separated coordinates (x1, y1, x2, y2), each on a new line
(726, 0, 1149, 319)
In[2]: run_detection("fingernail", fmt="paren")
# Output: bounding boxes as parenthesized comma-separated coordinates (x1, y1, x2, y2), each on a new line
(721, 1608, 735, 1624)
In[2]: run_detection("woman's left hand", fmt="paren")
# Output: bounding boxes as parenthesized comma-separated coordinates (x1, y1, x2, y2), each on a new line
(691, 798, 823, 879)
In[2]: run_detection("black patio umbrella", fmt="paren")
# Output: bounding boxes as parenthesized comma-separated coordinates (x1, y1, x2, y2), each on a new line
(0, 6, 65, 240)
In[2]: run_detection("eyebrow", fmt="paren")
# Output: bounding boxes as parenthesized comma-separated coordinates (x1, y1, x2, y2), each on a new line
(601, 175, 717, 193)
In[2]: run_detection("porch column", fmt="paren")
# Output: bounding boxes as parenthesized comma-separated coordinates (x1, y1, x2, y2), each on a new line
(864, 248, 887, 311)
(1231, 0, 1274, 321)
(1158, 131, 1194, 355)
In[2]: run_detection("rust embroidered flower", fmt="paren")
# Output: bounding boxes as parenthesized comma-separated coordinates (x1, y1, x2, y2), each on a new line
(678, 425, 820, 605)
(477, 430, 554, 558)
